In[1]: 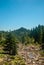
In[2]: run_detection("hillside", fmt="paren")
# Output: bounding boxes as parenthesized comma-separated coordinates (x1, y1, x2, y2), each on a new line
(0, 25, 44, 65)
(0, 44, 44, 65)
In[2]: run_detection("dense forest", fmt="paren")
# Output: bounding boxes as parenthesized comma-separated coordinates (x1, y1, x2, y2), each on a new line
(0, 25, 44, 52)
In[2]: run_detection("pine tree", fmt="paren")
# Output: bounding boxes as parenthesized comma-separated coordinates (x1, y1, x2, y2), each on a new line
(4, 32, 17, 55)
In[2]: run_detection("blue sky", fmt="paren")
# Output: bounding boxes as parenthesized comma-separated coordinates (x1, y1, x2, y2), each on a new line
(0, 0, 44, 31)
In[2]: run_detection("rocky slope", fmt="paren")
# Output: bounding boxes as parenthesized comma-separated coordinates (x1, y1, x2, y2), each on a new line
(0, 44, 44, 65)
(18, 44, 44, 65)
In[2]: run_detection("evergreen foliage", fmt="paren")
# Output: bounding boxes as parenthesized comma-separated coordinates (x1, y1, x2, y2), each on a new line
(0, 25, 44, 54)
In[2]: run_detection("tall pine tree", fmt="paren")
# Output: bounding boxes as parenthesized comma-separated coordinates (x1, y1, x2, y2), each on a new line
(4, 32, 17, 55)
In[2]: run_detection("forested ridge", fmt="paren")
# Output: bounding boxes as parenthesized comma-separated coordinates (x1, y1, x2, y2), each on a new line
(0, 25, 44, 65)
(0, 25, 44, 50)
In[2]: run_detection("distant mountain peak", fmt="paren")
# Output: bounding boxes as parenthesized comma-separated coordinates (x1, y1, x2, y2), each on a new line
(16, 27, 27, 31)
